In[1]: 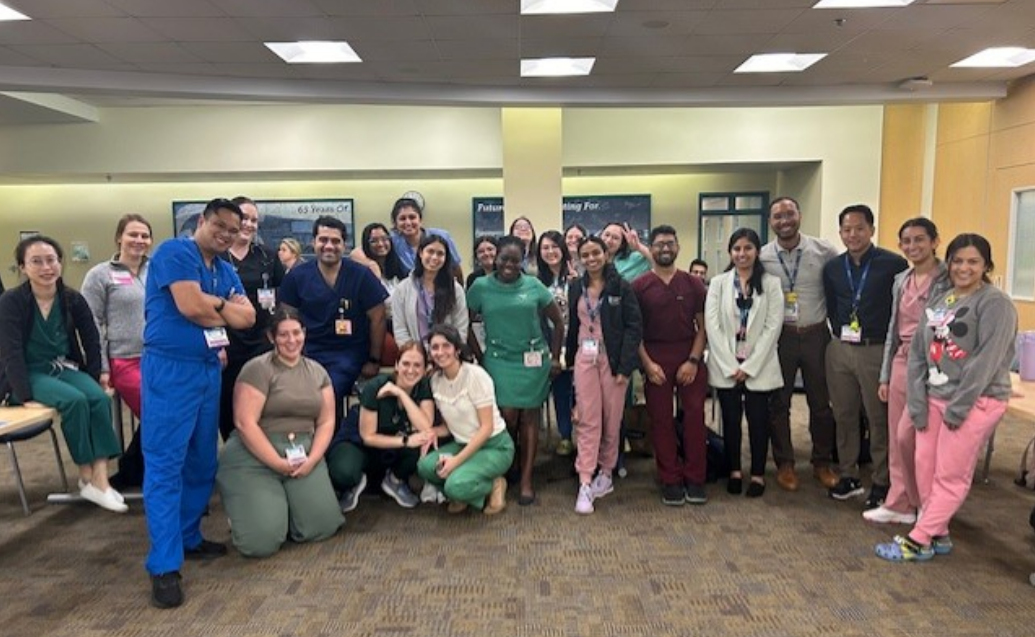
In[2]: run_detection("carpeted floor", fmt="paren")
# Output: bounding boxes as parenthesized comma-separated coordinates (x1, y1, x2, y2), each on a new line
(2, 396, 1034, 637)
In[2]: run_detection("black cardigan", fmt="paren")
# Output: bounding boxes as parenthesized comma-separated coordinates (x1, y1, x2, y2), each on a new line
(0, 280, 102, 403)
(565, 272, 643, 377)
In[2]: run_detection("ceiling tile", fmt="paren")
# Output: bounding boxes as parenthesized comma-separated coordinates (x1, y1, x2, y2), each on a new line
(425, 15, 517, 40)
(95, 42, 208, 65)
(0, 21, 83, 45)
(0, 45, 47, 66)
(649, 72, 727, 88)
(693, 9, 805, 35)
(233, 17, 351, 41)
(521, 14, 614, 39)
(520, 37, 603, 58)
(105, 0, 225, 18)
(596, 34, 762, 57)
(412, 0, 517, 16)
(347, 38, 440, 62)
(604, 11, 710, 37)
(8, 0, 124, 18)
(6, 44, 138, 70)
(42, 18, 169, 43)
(311, 0, 420, 17)
(870, 4, 999, 31)
(434, 39, 519, 60)
(618, 0, 720, 10)
(209, 0, 324, 18)
(188, 41, 279, 64)
(138, 17, 255, 41)
(330, 16, 432, 41)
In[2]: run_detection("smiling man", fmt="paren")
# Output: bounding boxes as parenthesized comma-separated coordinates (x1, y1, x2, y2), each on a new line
(142, 198, 256, 608)
(822, 204, 907, 509)
(278, 216, 388, 429)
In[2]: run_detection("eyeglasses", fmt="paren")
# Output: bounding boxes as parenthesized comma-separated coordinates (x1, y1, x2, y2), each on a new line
(26, 256, 60, 268)
(651, 240, 677, 249)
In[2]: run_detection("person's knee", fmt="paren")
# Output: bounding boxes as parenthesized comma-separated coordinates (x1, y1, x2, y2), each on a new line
(233, 525, 285, 558)
(443, 473, 478, 501)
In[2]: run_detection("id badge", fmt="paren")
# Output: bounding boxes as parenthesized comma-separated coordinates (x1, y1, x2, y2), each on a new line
(204, 327, 230, 348)
(258, 288, 276, 310)
(56, 356, 79, 371)
(335, 319, 353, 336)
(110, 271, 133, 286)
(735, 341, 751, 360)
(285, 441, 308, 469)
(840, 324, 862, 343)
(580, 338, 599, 361)
(783, 292, 799, 322)
(524, 350, 543, 368)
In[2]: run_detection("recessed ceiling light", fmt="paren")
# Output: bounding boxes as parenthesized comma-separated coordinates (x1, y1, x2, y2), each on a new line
(521, 0, 619, 15)
(951, 47, 1035, 68)
(734, 53, 827, 73)
(813, 0, 914, 7)
(0, 3, 30, 21)
(521, 57, 595, 77)
(265, 41, 361, 64)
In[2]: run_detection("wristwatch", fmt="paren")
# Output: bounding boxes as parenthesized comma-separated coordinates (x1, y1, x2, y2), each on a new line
(401, 433, 409, 447)
(687, 355, 701, 365)
(215, 298, 226, 313)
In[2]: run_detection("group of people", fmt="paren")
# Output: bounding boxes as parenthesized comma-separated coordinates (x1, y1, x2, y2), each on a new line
(0, 193, 1017, 610)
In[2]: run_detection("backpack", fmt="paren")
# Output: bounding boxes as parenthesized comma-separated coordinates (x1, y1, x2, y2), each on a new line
(1015, 435, 1035, 489)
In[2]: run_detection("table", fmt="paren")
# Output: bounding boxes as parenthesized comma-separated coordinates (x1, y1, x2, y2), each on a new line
(0, 405, 67, 515)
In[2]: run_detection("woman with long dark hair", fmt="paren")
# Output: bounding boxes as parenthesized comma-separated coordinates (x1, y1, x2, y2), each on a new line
(705, 228, 783, 498)
(0, 236, 125, 512)
(362, 221, 410, 364)
(876, 234, 1016, 562)
(566, 236, 642, 514)
(537, 230, 576, 456)
(392, 234, 468, 347)
(466, 235, 498, 290)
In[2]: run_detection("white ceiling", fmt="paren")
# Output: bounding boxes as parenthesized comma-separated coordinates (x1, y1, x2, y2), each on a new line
(0, 0, 1032, 119)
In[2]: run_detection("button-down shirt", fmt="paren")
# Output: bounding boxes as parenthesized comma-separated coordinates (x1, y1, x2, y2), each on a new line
(822, 245, 908, 343)
(760, 233, 839, 327)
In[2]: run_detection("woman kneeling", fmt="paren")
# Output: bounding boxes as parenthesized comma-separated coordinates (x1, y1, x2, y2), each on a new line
(216, 305, 344, 557)
(418, 324, 513, 515)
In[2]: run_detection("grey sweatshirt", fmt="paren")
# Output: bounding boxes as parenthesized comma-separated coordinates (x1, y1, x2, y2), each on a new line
(80, 256, 149, 372)
(907, 284, 1017, 429)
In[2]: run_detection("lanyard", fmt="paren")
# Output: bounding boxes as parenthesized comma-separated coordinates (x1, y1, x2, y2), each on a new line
(416, 279, 435, 330)
(584, 287, 604, 324)
(733, 276, 752, 338)
(843, 253, 872, 315)
(777, 249, 803, 291)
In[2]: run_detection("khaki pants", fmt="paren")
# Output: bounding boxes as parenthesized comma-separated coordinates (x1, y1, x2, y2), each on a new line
(825, 339, 888, 484)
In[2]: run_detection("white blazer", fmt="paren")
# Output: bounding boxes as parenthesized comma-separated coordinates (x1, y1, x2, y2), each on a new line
(705, 270, 785, 391)
(392, 276, 469, 346)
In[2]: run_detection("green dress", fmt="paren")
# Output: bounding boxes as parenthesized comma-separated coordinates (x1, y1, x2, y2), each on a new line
(467, 274, 554, 408)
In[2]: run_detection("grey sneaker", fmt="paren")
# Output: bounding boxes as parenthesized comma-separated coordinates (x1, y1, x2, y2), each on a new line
(661, 484, 685, 506)
(684, 483, 708, 505)
(381, 471, 419, 509)
(590, 472, 614, 499)
(339, 473, 367, 513)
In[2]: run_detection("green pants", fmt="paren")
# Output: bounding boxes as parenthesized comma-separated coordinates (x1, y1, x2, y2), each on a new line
(24, 368, 118, 466)
(417, 433, 514, 509)
(325, 441, 420, 492)
(216, 432, 344, 558)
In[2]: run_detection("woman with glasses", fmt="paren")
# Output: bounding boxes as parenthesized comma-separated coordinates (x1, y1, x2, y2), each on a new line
(509, 216, 538, 276)
(360, 222, 409, 365)
(0, 236, 125, 512)
(705, 228, 784, 498)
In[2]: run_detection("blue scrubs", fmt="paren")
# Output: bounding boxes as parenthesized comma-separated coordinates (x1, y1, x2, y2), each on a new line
(390, 227, 462, 272)
(142, 238, 243, 576)
(278, 258, 387, 424)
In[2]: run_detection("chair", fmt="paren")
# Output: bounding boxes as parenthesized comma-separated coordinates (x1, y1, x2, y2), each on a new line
(0, 406, 69, 515)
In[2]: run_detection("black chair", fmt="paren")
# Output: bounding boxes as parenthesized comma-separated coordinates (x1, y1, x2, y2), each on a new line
(1, 414, 69, 515)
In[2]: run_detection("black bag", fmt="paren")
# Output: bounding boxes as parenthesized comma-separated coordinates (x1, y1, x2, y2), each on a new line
(705, 428, 729, 483)
(111, 429, 144, 489)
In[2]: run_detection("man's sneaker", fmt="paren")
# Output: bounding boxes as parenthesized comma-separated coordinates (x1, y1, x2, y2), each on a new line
(932, 535, 953, 555)
(862, 505, 916, 525)
(864, 484, 888, 510)
(829, 477, 865, 501)
(381, 472, 419, 509)
(875, 535, 934, 562)
(151, 571, 183, 609)
(184, 539, 226, 561)
(661, 484, 685, 506)
(338, 473, 367, 513)
(684, 483, 708, 505)
(590, 473, 614, 500)
(575, 484, 594, 515)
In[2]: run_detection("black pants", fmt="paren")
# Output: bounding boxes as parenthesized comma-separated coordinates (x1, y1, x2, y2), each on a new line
(717, 385, 772, 478)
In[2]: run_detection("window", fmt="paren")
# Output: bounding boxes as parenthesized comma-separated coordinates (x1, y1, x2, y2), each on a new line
(697, 192, 769, 271)
(1008, 188, 1035, 300)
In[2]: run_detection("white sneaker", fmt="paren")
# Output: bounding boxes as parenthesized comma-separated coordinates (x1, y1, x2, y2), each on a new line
(862, 505, 916, 525)
(575, 484, 594, 515)
(420, 482, 446, 504)
(79, 479, 125, 504)
(80, 483, 128, 513)
(590, 473, 614, 499)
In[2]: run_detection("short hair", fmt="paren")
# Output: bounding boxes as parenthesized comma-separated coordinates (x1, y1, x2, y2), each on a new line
(839, 204, 874, 227)
(312, 215, 348, 241)
(945, 233, 994, 283)
(690, 258, 708, 271)
(649, 224, 678, 245)
(769, 196, 800, 213)
(391, 198, 423, 224)
(496, 234, 525, 254)
(202, 198, 243, 220)
(15, 235, 63, 266)
(114, 214, 152, 244)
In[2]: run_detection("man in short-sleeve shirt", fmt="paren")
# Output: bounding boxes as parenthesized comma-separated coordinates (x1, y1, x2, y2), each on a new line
(278, 216, 388, 428)
(634, 225, 710, 506)
(142, 198, 255, 609)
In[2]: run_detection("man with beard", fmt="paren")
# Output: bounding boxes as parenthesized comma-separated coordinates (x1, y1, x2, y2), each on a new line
(759, 197, 840, 492)
(143, 198, 255, 608)
(278, 216, 387, 427)
(633, 225, 709, 506)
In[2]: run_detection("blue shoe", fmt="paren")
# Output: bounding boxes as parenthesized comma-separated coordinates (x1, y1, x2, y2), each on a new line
(932, 535, 953, 555)
(875, 535, 934, 562)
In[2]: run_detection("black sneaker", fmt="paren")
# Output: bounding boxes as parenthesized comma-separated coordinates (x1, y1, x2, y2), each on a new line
(864, 484, 888, 510)
(151, 571, 183, 609)
(684, 483, 708, 505)
(661, 484, 685, 506)
(828, 477, 864, 501)
(184, 539, 227, 561)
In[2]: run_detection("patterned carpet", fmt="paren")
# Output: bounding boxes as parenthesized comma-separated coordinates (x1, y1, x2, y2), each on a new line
(2, 396, 1034, 637)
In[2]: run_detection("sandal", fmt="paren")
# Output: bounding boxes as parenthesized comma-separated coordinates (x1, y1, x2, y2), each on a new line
(875, 535, 934, 562)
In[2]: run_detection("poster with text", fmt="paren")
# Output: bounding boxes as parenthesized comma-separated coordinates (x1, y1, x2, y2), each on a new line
(472, 195, 651, 242)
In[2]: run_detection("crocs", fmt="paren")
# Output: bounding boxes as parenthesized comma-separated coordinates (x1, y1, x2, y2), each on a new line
(875, 535, 934, 562)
